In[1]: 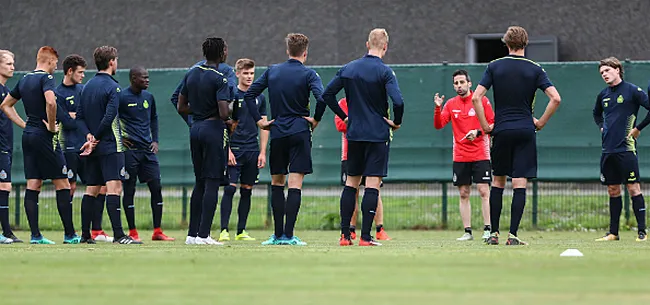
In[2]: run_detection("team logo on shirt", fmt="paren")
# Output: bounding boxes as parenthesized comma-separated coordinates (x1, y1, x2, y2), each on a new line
(120, 167, 126, 177)
(61, 165, 68, 175)
(143, 100, 149, 109)
(0, 170, 6, 180)
(67, 169, 74, 179)
(468, 108, 476, 116)
(617, 95, 624, 104)
(600, 174, 605, 182)
(124, 171, 130, 180)
(223, 78, 228, 83)
(452, 173, 457, 183)
(116, 88, 121, 93)
(47, 75, 53, 79)
(638, 87, 643, 92)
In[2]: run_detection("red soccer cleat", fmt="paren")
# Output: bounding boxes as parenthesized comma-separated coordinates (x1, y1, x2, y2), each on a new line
(350, 231, 357, 240)
(152, 229, 175, 241)
(376, 228, 391, 241)
(339, 234, 353, 246)
(359, 238, 382, 246)
(129, 229, 141, 242)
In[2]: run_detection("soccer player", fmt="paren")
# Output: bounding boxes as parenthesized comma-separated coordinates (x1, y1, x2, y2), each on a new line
(178, 37, 233, 245)
(218, 58, 268, 242)
(119, 67, 174, 242)
(593, 57, 650, 242)
(334, 97, 391, 241)
(434, 69, 493, 241)
(472, 26, 561, 245)
(0, 46, 80, 244)
(0, 50, 20, 243)
(245, 33, 346, 246)
(76, 46, 142, 244)
(323, 28, 404, 247)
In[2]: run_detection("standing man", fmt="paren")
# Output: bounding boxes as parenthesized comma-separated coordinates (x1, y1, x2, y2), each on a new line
(593, 57, 650, 242)
(0, 50, 20, 243)
(120, 67, 174, 242)
(323, 28, 404, 247)
(178, 37, 233, 246)
(433, 69, 493, 241)
(77, 46, 142, 244)
(1, 46, 79, 244)
(218, 58, 268, 242)
(245, 33, 346, 246)
(334, 97, 391, 241)
(473, 26, 561, 246)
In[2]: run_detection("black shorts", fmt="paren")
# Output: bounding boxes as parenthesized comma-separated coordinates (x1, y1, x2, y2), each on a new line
(125, 150, 161, 183)
(190, 120, 227, 180)
(64, 152, 83, 183)
(84, 153, 126, 186)
(452, 160, 492, 186)
(0, 153, 11, 183)
(22, 130, 67, 180)
(600, 152, 640, 185)
(491, 129, 537, 178)
(228, 150, 259, 186)
(270, 130, 312, 175)
(340, 160, 383, 187)
(347, 141, 390, 177)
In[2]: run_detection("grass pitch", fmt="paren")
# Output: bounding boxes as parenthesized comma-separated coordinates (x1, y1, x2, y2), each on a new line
(1, 230, 649, 305)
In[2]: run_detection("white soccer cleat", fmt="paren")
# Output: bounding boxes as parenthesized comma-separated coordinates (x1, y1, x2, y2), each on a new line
(456, 232, 474, 241)
(195, 236, 223, 245)
(185, 236, 196, 245)
(93, 233, 114, 243)
(482, 230, 491, 242)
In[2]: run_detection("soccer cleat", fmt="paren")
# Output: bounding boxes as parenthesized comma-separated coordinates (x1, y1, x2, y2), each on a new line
(4, 233, 22, 243)
(30, 236, 55, 244)
(92, 230, 114, 243)
(637, 231, 647, 242)
(285, 236, 307, 246)
(129, 229, 141, 242)
(350, 231, 357, 240)
(456, 232, 474, 241)
(0, 235, 13, 244)
(235, 230, 256, 241)
(359, 237, 382, 246)
(218, 229, 230, 242)
(505, 233, 528, 246)
(376, 228, 391, 240)
(482, 230, 491, 242)
(195, 236, 223, 245)
(486, 232, 499, 245)
(261, 234, 280, 245)
(339, 234, 353, 246)
(185, 236, 196, 245)
(595, 233, 619, 241)
(113, 235, 143, 244)
(152, 232, 175, 241)
(80, 236, 96, 244)
(63, 234, 82, 244)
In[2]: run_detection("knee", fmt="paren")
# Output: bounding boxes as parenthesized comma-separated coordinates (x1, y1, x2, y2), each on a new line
(224, 185, 237, 196)
(608, 185, 622, 197)
(627, 183, 642, 197)
(478, 185, 490, 198)
(459, 187, 471, 201)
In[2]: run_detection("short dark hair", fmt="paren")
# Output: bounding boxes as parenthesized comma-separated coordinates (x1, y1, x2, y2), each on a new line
(599, 57, 624, 78)
(452, 69, 471, 82)
(286, 33, 309, 57)
(202, 37, 227, 63)
(63, 54, 87, 74)
(129, 66, 147, 80)
(502, 26, 528, 51)
(93, 46, 118, 71)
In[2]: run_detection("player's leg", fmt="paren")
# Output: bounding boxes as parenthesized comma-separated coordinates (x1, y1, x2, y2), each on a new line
(340, 173, 362, 246)
(505, 129, 537, 246)
(80, 184, 101, 244)
(187, 124, 204, 243)
(357, 141, 387, 246)
(235, 151, 258, 241)
(622, 152, 646, 241)
(143, 152, 171, 241)
(92, 186, 110, 241)
(341, 161, 356, 239)
(453, 161, 473, 240)
(122, 150, 139, 240)
(44, 144, 77, 243)
(195, 123, 226, 245)
(0, 152, 18, 243)
(595, 153, 623, 241)
(102, 153, 139, 244)
(283, 130, 313, 245)
(473, 160, 492, 241)
(219, 153, 240, 241)
(264, 136, 289, 245)
(375, 194, 391, 240)
(485, 131, 510, 245)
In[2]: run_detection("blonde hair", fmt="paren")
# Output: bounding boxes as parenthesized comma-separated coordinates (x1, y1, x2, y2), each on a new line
(0, 50, 14, 64)
(599, 57, 623, 77)
(502, 26, 528, 51)
(235, 58, 255, 71)
(286, 33, 309, 57)
(368, 28, 389, 49)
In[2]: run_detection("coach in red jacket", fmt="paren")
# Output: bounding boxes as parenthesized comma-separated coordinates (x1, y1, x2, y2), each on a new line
(434, 69, 494, 242)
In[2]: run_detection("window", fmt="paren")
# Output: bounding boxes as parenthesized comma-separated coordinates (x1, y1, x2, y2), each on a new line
(466, 33, 558, 63)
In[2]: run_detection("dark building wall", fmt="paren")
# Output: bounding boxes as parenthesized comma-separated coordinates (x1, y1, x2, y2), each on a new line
(2, 0, 649, 71)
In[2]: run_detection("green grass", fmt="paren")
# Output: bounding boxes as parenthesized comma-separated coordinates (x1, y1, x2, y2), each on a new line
(1, 230, 649, 305)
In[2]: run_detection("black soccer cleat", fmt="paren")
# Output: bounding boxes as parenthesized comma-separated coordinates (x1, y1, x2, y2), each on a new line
(486, 232, 499, 245)
(114, 235, 143, 244)
(80, 236, 96, 244)
(4, 233, 23, 243)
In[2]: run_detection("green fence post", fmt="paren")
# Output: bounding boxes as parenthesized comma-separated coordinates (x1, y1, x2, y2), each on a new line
(14, 184, 20, 227)
(624, 185, 631, 225)
(266, 184, 272, 229)
(532, 180, 538, 229)
(181, 186, 187, 225)
(441, 181, 448, 229)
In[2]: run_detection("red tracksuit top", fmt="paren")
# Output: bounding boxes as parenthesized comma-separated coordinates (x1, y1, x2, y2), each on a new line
(334, 98, 349, 161)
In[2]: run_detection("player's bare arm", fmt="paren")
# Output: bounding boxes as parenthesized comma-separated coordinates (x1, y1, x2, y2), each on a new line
(0, 94, 26, 129)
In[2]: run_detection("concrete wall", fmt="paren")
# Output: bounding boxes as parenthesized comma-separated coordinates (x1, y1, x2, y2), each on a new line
(2, 0, 649, 71)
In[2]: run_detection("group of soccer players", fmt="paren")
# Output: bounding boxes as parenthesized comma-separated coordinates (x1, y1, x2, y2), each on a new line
(0, 24, 648, 246)
(0, 46, 174, 244)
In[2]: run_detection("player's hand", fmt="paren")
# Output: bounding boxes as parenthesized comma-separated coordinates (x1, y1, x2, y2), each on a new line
(384, 117, 400, 131)
(628, 127, 641, 139)
(80, 140, 98, 156)
(228, 149, 237, 166)
(122, 138, 134, 149)
(344, 117, 348, 125)
(303, 117, 319, 130)
(150, 142, 159, 154)
(256, 118, 274, 130)
(86, 134, 96, 143)
(434, 93, 445, 107)
(464, 129, 479, 141)
(42, 120, 58, 134)
(257, 152, 266, 169)
(225, 119, 238, 133)
(482, 123, 494, 134)
(533, 117, 545, 131)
